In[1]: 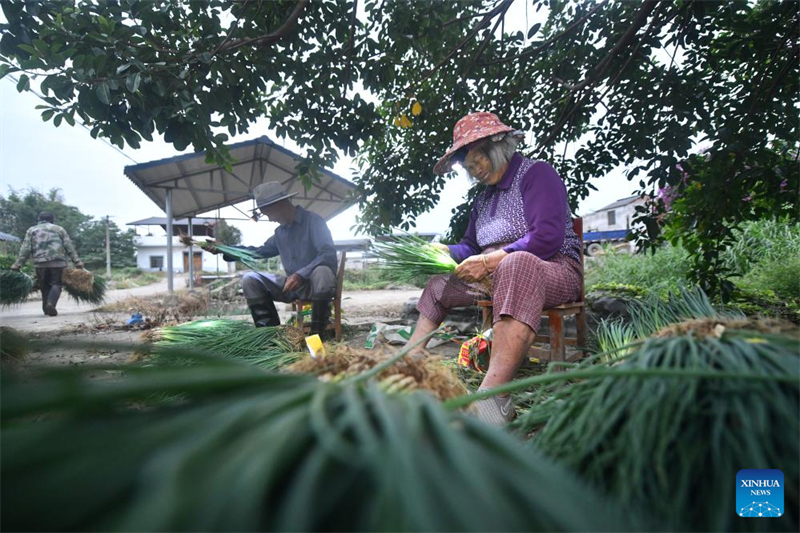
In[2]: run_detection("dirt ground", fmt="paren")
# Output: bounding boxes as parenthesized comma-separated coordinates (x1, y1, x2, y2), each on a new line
(1, 276, 441, 367)
(3, 278, 568, 369)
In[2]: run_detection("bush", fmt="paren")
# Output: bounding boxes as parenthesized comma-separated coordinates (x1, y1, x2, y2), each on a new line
(720, 217, 800, 277)
(585, 244, 691, 297)
(739, 254, 800, 301)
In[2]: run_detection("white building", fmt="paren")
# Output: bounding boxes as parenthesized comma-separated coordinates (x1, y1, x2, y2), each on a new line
(583, 195, 647, 233)
(128, 217, 233, 274)
(133, 235, 233, 274)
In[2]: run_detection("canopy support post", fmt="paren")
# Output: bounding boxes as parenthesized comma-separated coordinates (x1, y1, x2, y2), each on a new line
(188, 216, 194, 290)
(166, 188, 174, 294)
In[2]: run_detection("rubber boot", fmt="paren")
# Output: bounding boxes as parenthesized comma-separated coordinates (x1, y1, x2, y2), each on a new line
(44, 285, 61, 316)
(246, 297, 280, 327)
(310, 300, 332, 339)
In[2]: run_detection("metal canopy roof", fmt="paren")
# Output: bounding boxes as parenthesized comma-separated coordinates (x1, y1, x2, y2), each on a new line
(124, 136, 356, 220)
(127, 217, 219, 226)
(0, 231, 21, 242)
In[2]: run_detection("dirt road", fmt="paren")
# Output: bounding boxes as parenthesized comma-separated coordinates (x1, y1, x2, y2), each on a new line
(0, 275, 422, 333)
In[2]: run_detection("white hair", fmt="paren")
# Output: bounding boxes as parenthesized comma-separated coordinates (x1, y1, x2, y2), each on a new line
(472, 133, 520, 172)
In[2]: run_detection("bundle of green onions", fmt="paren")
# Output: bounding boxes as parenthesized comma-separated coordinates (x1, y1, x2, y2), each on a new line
(0, 270, 34, 306)
(212, 243, 269, 271)
(372, 234, 457, 283)
(152, 319, 301, 370)
(0, 353, 640, 532)
(594, 286, 743, 359)
(63, 273, 107, 304)
(506, 318, 800, 531)
(180, 233, 268, 271)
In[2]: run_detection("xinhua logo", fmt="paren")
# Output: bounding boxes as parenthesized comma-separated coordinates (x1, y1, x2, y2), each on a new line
(737, 469, 784, 518)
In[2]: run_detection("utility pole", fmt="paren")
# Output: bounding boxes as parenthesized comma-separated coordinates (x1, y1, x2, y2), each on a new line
(105, 215, 111, 277)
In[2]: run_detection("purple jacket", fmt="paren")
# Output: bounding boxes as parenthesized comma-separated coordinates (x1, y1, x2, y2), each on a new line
(449, 153, 582, 264)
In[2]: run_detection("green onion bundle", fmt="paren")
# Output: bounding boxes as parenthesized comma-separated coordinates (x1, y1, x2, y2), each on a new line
(0, 270, 35, 307)
(153, 319, 301, 369)
(593, 285, 743, 357)
(372, 234, 458, 283)
(0, 356, 639, 532)
(213, 243, 270, 271)
(63, 274, 107, 304)
(514, 325, 799, 531)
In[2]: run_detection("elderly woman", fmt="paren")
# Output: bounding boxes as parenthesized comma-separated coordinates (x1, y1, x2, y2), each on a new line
(405, 112, 583, 425)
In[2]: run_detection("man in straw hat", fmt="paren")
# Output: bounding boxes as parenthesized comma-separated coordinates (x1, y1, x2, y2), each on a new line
(11, 211, 84, 316)
(205, 182, 338, 335)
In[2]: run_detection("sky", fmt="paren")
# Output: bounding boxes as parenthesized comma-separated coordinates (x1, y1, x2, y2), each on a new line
(0, 1, 637, 245)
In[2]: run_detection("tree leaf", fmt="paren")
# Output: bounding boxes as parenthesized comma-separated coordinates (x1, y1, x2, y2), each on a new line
(96, 82, 111, 105)
(527, 23, 541, 39)
(0, 64, 18, 80)
(16, 74, 30, 92)
(411, 101, 422, 116)
(125, 72, 141, 93)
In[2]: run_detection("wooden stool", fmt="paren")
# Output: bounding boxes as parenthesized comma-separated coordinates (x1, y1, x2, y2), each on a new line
(477, 218, 587, 364)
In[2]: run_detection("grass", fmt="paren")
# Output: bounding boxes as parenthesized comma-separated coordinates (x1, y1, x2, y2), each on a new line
(585, 243, 691, 297)
(586, 218, 800, 316)
(106, 268, 164, 289)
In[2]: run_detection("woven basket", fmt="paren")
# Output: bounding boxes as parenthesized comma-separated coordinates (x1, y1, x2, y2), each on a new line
(63, 268, 94, 294)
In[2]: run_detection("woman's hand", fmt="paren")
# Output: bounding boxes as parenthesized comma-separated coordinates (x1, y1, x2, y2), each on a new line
(454, 250, 508, 283)
(455, 255, 489, 283)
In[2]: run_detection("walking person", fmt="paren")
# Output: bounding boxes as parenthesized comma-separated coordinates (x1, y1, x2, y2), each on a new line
(11, 211, 84, 316)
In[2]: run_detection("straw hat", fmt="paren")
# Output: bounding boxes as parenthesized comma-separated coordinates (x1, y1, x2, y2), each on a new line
(253, 182, 298, 209)
(433, 112, 523, 175)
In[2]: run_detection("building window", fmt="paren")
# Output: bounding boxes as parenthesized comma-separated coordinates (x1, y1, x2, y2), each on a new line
(150, 256, 164, 270)
(607, 210, 616, 226)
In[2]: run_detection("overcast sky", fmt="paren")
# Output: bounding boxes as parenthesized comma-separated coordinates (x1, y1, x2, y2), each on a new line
(0, 1, 636, 245)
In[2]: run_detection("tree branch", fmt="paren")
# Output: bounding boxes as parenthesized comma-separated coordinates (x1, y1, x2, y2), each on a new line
(462, 0, 512, 78)
(217, 0, 309, 52)
(480, 0, 609, 67)
(343, 0, 359, 93)
(535, 0, 659, 153)
(406, 0, 515, 95)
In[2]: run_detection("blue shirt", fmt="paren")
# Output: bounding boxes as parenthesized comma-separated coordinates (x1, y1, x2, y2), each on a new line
(236, 206, 337, 279)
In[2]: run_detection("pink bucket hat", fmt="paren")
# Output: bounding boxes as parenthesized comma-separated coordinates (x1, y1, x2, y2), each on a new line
(433, 112, 522, 175)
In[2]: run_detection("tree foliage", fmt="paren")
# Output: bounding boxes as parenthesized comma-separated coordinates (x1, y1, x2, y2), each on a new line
(0, 187, 136, 270)
(1, 0, 797, 294)
(0, 187, 90, 239)
(214, 218, 242, 246)
(76, 219, 137, 270)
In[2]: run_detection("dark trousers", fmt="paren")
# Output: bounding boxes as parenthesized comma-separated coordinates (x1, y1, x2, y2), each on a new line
(36, 267, 64, 309)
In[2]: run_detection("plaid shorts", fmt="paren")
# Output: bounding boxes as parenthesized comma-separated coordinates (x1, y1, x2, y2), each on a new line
(416, 252, 582, 332)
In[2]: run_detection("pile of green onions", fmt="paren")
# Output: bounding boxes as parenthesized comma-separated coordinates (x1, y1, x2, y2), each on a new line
(0, 355, 637, 532)
(509, 323, 799, 531)
(372, 234, 457, 283)
(153, 319, 300, 369)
